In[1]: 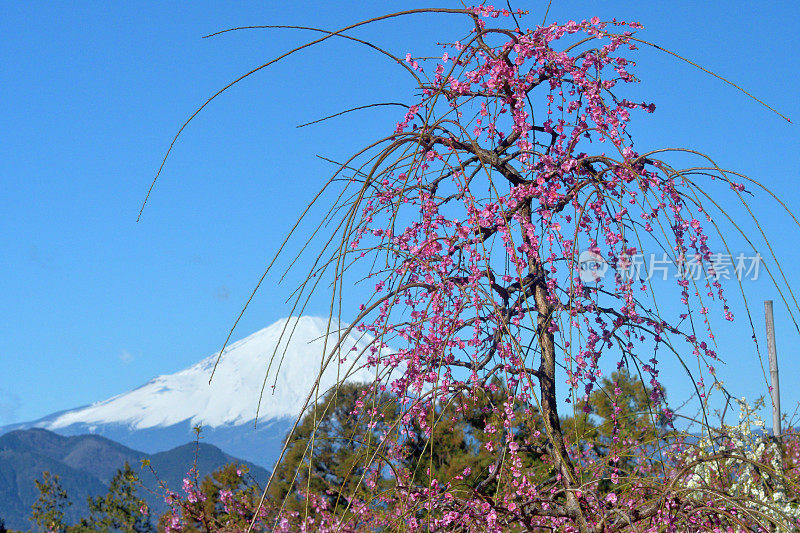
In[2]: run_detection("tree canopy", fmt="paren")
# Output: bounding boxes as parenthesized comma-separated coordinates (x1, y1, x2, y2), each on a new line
(140, 6, 800, 532)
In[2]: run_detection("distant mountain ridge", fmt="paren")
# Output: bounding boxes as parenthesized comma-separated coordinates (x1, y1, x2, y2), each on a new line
(0, 428, 270, 531)
(1, 317, 387, 468)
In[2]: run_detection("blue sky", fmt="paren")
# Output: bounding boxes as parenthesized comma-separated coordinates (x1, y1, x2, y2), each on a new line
(1, 1, 798, 427)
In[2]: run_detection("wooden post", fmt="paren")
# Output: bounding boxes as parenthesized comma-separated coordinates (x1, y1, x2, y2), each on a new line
(764, 300, 781, 438)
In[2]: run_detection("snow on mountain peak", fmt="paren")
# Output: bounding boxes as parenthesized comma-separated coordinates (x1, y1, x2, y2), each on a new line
(46, 317, 384, 430)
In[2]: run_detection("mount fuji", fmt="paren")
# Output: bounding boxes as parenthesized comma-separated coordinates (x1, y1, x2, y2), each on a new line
(0, 316, 386, 469)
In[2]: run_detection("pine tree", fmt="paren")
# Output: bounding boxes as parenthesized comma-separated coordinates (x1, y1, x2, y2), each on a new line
(565, 368, 669, 451)
(402, 378, 547, 496)
(270, 380, 547, 519)
(269, 382, 399, 516)
(86, 462, 153, 532)
(30, 471, 71, 533)
(560, 368, 670, 491)
(156, 463, 260, 533)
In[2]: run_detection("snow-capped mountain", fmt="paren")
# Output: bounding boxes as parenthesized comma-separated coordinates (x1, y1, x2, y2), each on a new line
(0, 316, 387, 468)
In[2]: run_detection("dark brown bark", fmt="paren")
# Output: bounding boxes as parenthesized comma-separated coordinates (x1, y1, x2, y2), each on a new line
(519, 197, 591, 533)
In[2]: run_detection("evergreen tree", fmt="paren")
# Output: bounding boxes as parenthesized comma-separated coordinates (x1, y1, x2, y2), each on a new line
(30, 471, 71, 533)
(402, 378, 547, 496)
(565, 368, 668, 449)
(269, 382, 399, 516)
(561, 368, 670, 488)
(270, 380, 548, 519)
(156, 463, 260, 533)
(86, 462, 153, 532)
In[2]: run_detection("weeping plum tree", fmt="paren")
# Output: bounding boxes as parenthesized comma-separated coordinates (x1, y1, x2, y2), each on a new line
(145, 6, 800, 532)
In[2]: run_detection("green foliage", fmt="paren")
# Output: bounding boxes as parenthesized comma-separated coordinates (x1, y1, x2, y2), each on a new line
(85, 462, 153, 532)
(198, 463, 259, 529)
(30, 471, 71, 533)
(402, 379, 546, 495)
(560, 368, 670, 489)
(30, 464, 154, 533)
(157, 463, 260, 532)
(564, 368, 668, 448)
(269, 380, 548, 518)
(268, 382, 399, 515)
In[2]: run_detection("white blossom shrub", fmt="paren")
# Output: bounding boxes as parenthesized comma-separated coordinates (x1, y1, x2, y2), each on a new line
(683, 397, 800, 531)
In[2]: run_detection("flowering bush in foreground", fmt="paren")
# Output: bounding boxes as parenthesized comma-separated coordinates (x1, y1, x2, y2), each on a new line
(147, 5, 798, 532)
(156, 395, 800, 532)
(681, 398, 800, 530)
